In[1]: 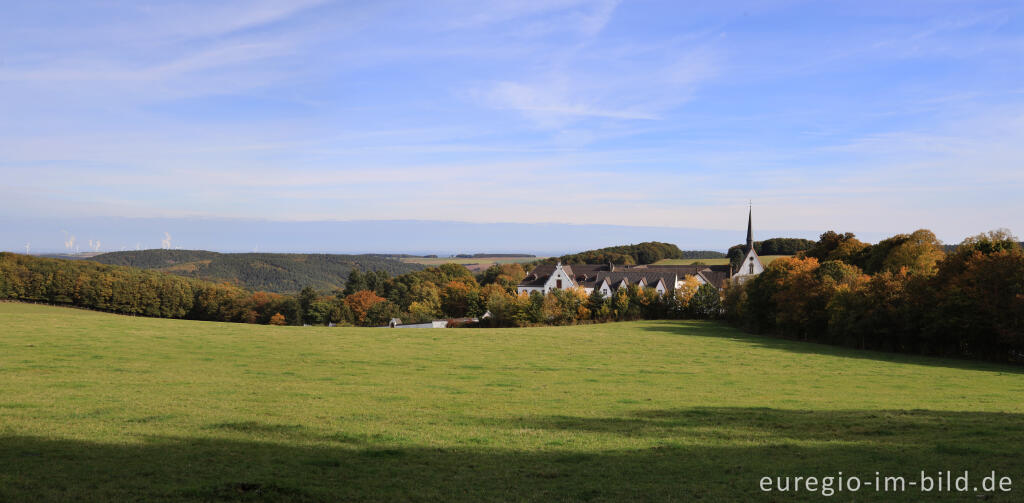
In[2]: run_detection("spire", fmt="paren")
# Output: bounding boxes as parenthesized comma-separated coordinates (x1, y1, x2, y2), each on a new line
(746, 203, 754, 253)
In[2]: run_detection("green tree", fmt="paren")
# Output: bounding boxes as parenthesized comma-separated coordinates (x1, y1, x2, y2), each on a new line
(343, 269, 368, 297)
(689, 283, 722, 319)
(298, 286, 318, 324)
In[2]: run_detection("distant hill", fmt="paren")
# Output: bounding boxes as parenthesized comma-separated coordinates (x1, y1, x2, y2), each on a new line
(36, 252, 105, 260)
(538, 242, 724, 266)
(87, 250, 424, 293)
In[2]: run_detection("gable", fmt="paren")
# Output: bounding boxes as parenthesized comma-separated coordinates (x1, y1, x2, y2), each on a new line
(736, 248, 764, 276)
(544, 265, 577, 290)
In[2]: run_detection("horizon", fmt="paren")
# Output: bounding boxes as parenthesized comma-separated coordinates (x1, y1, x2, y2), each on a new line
(0, 214, 997, 257)
(3, 215, 822, 256)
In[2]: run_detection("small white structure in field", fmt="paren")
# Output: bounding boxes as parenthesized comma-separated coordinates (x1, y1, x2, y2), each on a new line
(388, 319, 449, 328)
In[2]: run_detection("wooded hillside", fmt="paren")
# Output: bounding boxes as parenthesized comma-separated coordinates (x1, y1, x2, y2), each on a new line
(88, 250, 424, 293)
(540, 242, 724, 266)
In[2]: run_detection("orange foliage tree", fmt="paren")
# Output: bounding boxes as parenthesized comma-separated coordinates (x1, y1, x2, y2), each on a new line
(345, 290, 386, 325)
(268, 312, 286, 326)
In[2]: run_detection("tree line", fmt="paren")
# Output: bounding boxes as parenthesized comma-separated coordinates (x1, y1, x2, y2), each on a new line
(87, 249, 425, 294)
(0, 252, 723, 328)
(538, 241, 723, 266)
(0, 252, 299, 324)
(723, 229, 1024, 363)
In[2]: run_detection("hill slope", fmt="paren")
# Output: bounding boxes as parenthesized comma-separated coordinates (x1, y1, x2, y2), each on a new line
(88, 249, 424, 293)
(539, 241, 725, 266)
(2, 303, 1022, 502)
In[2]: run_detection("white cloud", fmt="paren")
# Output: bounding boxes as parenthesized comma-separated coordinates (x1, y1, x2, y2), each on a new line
(476, 44, 719, 128)
(482, 80, 660, 125)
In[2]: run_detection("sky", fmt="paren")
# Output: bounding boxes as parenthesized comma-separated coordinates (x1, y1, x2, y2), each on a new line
(1, 1, 1022, 253)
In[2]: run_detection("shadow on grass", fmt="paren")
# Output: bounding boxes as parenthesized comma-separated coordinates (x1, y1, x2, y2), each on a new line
(4, 407, 1024, 502)
(637, 320, 1024, 374)
(484, 407, 1024, 446)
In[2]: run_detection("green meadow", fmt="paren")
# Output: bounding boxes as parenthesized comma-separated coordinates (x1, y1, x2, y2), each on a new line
(2, 302, 1023, 501)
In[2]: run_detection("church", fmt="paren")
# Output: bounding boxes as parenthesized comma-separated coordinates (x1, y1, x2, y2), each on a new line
(517, 209, 764, 296)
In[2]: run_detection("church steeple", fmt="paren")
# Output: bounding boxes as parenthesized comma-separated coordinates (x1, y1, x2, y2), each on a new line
(746, 203, 754, 253)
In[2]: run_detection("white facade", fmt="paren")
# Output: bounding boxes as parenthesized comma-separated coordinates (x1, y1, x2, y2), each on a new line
(732, 248, 764, 284)
(517, 262, 578, 295)
(543, 263, 577, 293)
(653, 278, 668, 295)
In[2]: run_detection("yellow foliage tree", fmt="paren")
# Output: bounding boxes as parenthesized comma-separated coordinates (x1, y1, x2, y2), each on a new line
(675, 275, 702, 310)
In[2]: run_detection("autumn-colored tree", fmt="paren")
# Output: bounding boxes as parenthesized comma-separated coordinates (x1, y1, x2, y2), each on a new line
(921, 242, 1024, 360)
(801, 231, 868, 264)
(674, 275, 702, 314)
(407, 300, 439, 323)
(268, 312, 287, 325)
(541, 291, 564, 323)
(344, 290, 387, 325)
(481, 288, 530, 327)
(882, 230, 944, 275)
(478, 283, 507, 308)
(958, 229, 1020, 255)
(441, 280, 473, 317)
(767, 257, 821, 338)
(478, 263, 527, 293)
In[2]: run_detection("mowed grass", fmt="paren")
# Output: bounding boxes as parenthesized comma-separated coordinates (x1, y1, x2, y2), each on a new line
(653, 255, 791, 266)
(2, 303, 1024, 501)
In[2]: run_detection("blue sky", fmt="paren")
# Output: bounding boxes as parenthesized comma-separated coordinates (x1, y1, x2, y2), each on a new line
(2, 1, 1022, 252)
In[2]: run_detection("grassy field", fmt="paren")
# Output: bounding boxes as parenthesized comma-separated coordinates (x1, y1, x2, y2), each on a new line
(2, 302, 1023, 501)
(653, 255, 791, 266)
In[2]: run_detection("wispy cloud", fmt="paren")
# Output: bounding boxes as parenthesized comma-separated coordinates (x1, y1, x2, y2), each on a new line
(475, 43, 718, 128)
(480, 80, 660, 124)
(1, 42, 291, 83)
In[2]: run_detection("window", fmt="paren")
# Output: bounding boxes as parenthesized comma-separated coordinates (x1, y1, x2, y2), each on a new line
(556, 279, 563, 288)
(749, 262, 754, 274)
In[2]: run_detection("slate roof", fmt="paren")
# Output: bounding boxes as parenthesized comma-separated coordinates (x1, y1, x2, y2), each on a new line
(588, 271, 674, 290)
(518, 263, 732, 290)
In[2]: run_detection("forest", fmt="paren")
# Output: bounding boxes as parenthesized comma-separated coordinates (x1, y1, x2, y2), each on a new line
(87, 249, 424, 293)
(538, 241, 724, 266)
(723, 229, 1024, 363)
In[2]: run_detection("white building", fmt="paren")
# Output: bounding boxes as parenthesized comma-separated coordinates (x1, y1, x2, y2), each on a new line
(517, 209, 763, 295)
(731, 207, 764, 284)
